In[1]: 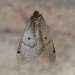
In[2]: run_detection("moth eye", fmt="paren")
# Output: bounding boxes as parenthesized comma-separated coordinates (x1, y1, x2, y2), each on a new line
(45, 37, 47, 39)
(17, 51, 20, 53)
(27, 37, 30, 40)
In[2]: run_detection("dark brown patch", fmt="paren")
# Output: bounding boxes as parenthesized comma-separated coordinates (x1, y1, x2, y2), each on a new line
(53, 49, 55, 53)
(45, 37, 47, 39)
(17, 51, 20, 53)
(49, 53, 50, 54)
(39, 50, 40, 51)
(28, 55, 30, 56)
(28, 37, 30, 40)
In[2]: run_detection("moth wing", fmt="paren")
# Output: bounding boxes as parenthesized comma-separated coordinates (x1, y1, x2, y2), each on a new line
(42, 40, 56, 63)
(16, 20, 44, 64)
(40, 17, 56, 63)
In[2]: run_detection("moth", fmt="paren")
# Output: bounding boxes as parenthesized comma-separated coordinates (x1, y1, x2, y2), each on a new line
(16, 10, 56, 64)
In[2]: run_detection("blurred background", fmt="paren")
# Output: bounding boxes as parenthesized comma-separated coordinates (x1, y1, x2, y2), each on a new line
(0, 0, 75, 75)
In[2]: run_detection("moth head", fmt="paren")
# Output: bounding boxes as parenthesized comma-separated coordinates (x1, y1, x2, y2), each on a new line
(31, 10, 42, 26)
(33, 10, 42, 18)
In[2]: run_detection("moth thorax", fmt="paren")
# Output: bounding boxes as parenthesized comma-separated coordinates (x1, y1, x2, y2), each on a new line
(34, 18, 41, 25)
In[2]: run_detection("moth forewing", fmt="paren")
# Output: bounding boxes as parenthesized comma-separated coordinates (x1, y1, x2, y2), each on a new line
(40, 16, 56, 63)
(16, 11, 44, 64)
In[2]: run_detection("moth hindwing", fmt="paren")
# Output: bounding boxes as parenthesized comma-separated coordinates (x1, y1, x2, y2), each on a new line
(16, 10, 56, 64)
